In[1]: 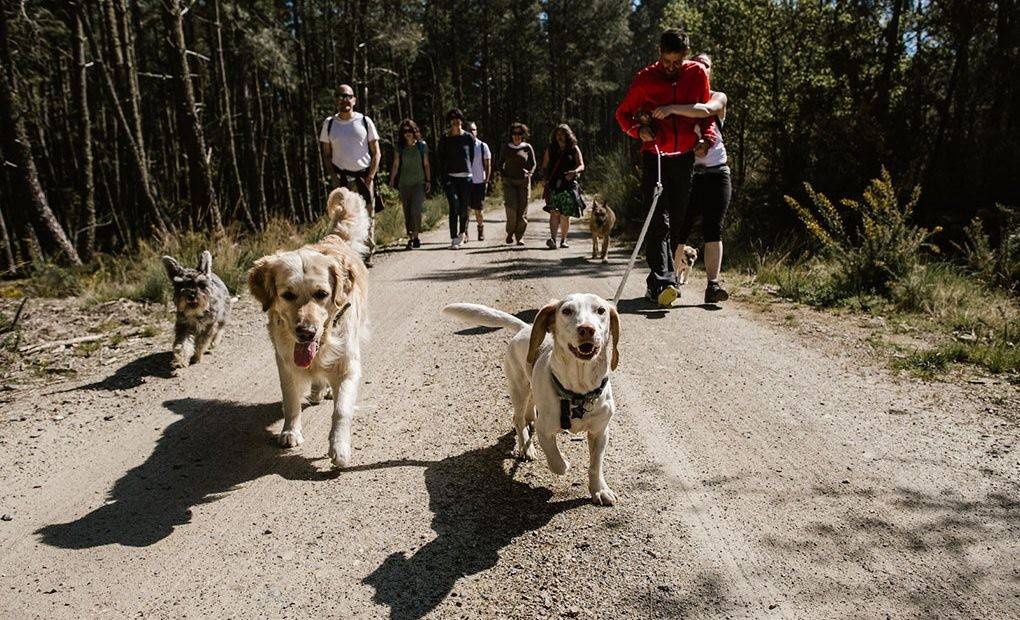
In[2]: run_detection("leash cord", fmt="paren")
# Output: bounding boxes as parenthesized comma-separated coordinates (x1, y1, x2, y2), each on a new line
(612, 146, 663, 306)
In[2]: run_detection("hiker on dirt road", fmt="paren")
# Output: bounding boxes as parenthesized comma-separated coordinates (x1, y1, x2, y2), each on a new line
(319, 83, 382, 266)
(541, 124, 585, 249)
(436, 108, 477, 250)
(466, 121, 492, 242)
(615, 29, 717, 307)
(389, 118, 432, 250)
(499, 122, 537, 245)
(663, 53, 731, 304)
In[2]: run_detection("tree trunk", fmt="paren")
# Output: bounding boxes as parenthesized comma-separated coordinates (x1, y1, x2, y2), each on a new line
(162, 0, 223, 235)
(83, 10, 170, 238)
(69, 2, 97, 261)
(0, 192, 17, 275)
(0, 10, 82, 266)
(212, 0, 253, 229)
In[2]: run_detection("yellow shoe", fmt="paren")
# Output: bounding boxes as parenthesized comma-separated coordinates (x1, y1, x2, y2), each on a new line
(657, 284, 679, 307)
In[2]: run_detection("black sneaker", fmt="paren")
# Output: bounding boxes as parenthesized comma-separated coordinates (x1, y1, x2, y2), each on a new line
(405, 239, 414, 250)
(412, 238, 421, 248)
(705, 281, 729, 304)
(506, 234, 514, 244)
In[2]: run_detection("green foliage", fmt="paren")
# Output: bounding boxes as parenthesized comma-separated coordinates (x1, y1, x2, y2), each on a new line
(961, 205, 1020, 294)
(785, 168, 938, 297)
(588, 146, 642, 234)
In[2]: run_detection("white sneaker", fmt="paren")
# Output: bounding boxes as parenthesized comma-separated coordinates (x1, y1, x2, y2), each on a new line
(450, 238, 460, 249)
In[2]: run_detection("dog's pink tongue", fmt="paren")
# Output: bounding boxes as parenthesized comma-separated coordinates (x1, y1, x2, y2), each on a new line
(293, 341, 318, 368)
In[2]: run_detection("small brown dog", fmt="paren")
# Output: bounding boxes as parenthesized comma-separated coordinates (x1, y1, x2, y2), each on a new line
(675, 245, 698, 285)
(588, 198, 616, 263)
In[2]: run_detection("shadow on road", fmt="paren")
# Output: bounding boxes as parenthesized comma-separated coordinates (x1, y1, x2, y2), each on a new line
(37, 398, 321, 548)
(761, 482, 1020, 616)
(353, 432, 589, 620)
(65, 351, 176, 392)
(453, 308, 538, 335)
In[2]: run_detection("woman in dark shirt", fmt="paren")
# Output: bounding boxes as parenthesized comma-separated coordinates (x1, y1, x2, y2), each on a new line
(541, 124, 585, 249)
(436, 108, 477, 249)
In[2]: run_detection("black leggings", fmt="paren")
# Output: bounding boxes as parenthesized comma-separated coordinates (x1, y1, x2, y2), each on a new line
(640, 150, 695, 292)
(676, 168, 731, 245)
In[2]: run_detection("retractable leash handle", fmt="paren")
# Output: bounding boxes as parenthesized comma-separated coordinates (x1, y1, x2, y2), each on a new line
(613, 146, 663, 306)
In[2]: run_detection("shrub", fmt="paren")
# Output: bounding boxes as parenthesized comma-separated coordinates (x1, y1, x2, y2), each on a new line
(961, 204, 1019, 294)
(785, 168, 939, 297)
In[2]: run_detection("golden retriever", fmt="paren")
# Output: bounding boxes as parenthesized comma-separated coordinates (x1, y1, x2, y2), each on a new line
(248, 187, 369, 468)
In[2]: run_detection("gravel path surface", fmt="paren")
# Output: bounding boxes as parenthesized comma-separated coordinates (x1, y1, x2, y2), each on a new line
(1, 201, 1017, 619)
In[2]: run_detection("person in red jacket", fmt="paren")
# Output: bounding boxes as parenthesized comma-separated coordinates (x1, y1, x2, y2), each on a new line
(616, 29, 716, 307)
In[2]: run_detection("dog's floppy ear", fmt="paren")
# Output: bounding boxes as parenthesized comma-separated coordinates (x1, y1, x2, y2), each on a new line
(247, 256, 277, 312)
(527, 299, 560, 366)
(162, 256, 183, 280)
(609, 304, 621, 371)
(197, 250, 212, 276)
(328, 255, 355, 308)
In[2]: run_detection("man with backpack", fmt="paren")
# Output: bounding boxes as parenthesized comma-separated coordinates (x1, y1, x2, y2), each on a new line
(319, 83, 382, 266)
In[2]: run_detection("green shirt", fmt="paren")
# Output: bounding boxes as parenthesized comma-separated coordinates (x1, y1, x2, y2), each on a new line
(398, 141, 426, 188)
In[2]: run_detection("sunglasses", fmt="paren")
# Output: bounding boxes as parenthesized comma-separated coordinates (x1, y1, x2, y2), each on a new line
(511, 132, 524, 136)
(337, 93, 355, 100)
(402, 129, 414, 134)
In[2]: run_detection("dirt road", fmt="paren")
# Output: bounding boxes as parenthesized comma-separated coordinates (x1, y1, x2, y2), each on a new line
(1, 202, 1017, 619)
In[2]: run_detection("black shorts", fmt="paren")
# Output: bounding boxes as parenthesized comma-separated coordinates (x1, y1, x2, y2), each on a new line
(470, 182, 486, 210)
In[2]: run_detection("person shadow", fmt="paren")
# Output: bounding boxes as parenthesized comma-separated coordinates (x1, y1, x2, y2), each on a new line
(356, 432, 589, 620)
(37, 397, 322, 548)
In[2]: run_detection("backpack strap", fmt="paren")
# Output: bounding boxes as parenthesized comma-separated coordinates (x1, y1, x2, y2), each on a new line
(327, 115, 334, 135)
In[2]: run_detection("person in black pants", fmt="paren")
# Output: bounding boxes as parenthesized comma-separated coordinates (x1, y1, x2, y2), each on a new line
(436, 108, 476, 249)
(615, 29, 717, 306)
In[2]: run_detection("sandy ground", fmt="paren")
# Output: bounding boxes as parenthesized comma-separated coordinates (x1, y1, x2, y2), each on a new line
(1, 202, 1017, 619)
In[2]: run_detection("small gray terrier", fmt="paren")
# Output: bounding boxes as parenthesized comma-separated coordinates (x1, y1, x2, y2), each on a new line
(162, 251, 231, 368)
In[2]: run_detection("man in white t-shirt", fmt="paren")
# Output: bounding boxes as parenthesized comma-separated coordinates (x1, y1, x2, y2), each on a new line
(319, 84, 381, 265)
(465, 121, 491, 241)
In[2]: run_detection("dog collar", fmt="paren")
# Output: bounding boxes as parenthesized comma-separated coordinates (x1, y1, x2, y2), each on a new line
(551, 373, 609, 430)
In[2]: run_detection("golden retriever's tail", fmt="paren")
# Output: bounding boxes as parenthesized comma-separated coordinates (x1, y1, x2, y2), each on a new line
(326, 187, 371, 255)
(442, 303, 527, 330)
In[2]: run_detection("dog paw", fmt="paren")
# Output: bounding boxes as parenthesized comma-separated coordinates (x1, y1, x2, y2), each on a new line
(189, 353, 203, 365)
(513, 445, 538, 461)
(547, 458, 570, 476)
(172, 353, 188, 369)
(328, 443, 351, 469)
(591, 487, 618, 506)
(278, 430, 304, 448)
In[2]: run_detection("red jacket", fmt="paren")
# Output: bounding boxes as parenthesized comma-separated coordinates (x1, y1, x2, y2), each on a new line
(615, 60, 717, 156)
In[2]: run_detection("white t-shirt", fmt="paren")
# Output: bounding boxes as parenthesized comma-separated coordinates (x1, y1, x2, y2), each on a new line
(470, 140, 491, 183)
(318, 112, 380, 171)
(695, 117, 727, 168)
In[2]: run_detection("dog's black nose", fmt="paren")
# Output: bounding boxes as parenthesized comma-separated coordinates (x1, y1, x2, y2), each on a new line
(295, 326, 316, 342)
(577, 324, 595, 339)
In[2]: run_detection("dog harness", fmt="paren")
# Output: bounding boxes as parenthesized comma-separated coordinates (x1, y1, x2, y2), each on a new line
(551, 373, 609, 430)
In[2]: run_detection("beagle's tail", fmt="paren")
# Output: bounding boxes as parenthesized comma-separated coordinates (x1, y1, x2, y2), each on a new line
(442, 303, 527, 331)
(325, 187, 370, 256)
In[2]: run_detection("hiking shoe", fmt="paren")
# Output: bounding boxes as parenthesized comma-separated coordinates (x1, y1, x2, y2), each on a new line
(559, 240, 569, 248)
(657, 284, 680, 307)
(478, 224, 485, 241)
(460, 232, 469, 244)
(506, 234, 514, 245)
(405, 239, 414, 250)
(411, 237, 421, 248)
(450, 238, 460, 249)
(546, 238, 557, 249)
(705, 281, 729, 304)
(516, 240, 525, 246)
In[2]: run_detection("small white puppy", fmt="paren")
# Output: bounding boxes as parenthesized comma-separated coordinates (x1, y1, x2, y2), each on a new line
(444, 293, 621, 506)
(675, 244, 698, 285)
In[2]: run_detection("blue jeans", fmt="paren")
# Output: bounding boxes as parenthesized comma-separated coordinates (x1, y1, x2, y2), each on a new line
(444, 175, 472, 239)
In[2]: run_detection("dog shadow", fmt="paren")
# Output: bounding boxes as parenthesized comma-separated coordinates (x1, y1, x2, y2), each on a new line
(616, 295, 722, 319)
(69, 351, 176, 392)
(355, 432, 589, 620)
(37, 398, 320, 548)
